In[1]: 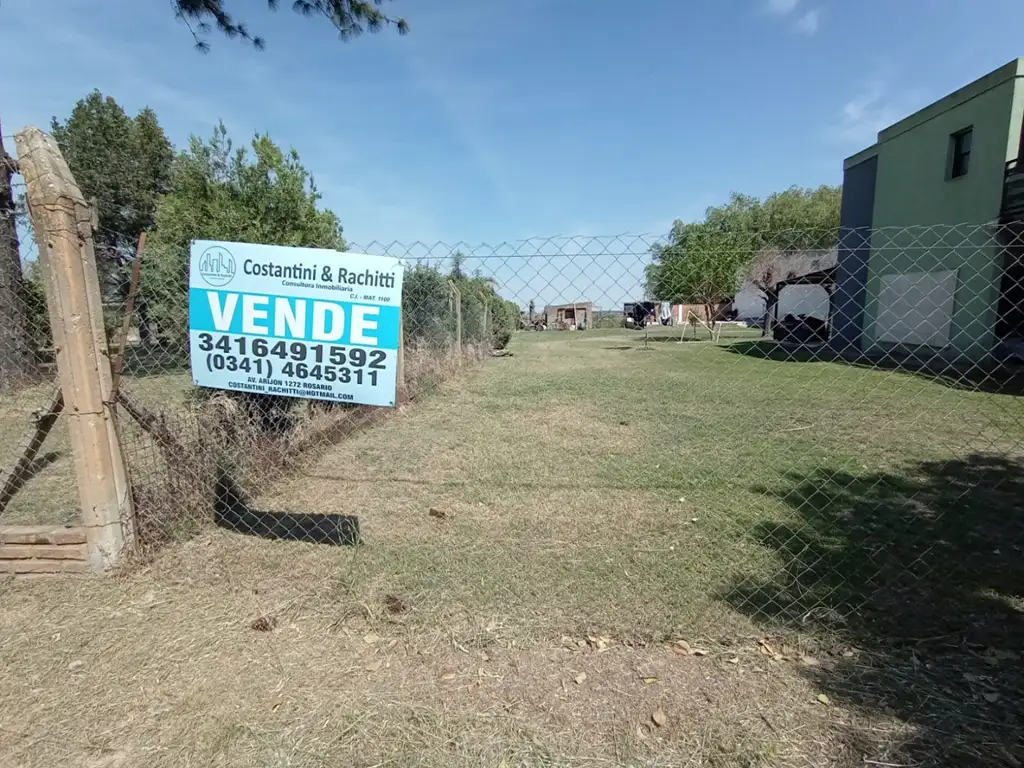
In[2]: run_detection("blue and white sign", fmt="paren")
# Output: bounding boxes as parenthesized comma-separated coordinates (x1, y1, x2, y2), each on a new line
(189, 240, 405, 407)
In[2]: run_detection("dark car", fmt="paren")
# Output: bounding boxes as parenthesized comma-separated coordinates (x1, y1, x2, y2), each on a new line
(773, 314, 829, 344)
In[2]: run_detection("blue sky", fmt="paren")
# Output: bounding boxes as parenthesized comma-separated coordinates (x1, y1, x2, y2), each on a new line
(3, 0, 1023, 309)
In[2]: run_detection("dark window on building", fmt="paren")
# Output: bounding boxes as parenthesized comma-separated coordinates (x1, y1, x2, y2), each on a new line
(950, 127, 972, 179)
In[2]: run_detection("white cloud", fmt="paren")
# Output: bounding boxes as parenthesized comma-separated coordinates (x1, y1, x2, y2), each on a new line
(795, 9, 820, 35)
(763, 0, 821, 35)
(767, 0, 800, 15)
(829, 84, 904, 147)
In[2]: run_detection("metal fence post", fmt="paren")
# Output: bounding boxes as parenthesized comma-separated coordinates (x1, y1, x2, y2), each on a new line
(14, 127, 135, 572)
(448, 280, 462, 353)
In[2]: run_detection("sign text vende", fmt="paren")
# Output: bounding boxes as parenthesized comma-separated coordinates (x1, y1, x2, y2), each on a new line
(189, 289, 401, 347)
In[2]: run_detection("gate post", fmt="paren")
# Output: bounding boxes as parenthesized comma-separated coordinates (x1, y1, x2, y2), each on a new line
(15, 127, 135, 572)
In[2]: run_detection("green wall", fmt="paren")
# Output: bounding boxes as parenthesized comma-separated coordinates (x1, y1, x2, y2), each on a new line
(860, 61, 1024, 359)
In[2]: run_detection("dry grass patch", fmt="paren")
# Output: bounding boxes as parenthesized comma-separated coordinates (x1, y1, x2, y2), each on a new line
(0, 549, 891, 767)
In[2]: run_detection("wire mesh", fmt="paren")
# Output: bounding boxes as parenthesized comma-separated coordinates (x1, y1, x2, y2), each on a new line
(1, 218, 1023, 766)
(0, 187, 78, 528)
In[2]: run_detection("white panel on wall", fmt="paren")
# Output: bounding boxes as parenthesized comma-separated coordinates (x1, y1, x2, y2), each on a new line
(778, 284, 830, 320)
(874, 270, 958, 347)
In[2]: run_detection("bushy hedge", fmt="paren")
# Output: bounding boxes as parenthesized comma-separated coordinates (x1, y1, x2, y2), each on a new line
(403, 264, 519, 351)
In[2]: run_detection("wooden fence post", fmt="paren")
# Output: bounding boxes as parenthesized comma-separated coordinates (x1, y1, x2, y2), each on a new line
(15, 127, 135, 572)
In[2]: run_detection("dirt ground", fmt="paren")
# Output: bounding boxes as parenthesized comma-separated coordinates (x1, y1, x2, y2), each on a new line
(0, 538, 898, 768)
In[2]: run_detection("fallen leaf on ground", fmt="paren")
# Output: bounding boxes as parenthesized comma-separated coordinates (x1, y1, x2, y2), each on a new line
(727, 657, 739, 664)
(642, 676, 660, 685)
(440, 672, 458, 682)
(800, 655, 819, 666)
(574, 672, 587, 685)
(672, 639, 692, 655)
(365, 660, 383, 672)
(68, 660, 84, 672)
(383, 594, 408, 614)
(363, 634, 380, 645)
(982, 692, 1001, 703)
(249, 616, 276, 632)
(758, 639, 776, 656)
(817, 693, 831, 706)
(428, 507, 449, 520)
(651, 709, 667, 727)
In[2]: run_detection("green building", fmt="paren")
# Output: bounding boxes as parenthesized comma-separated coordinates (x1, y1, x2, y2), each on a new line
(835, 58, 1024, 363)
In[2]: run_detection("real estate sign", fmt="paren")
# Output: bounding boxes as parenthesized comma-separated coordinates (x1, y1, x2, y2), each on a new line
(188, 240, 405, 407)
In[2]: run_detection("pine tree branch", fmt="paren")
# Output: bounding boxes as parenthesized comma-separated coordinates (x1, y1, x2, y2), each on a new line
(171, 0, 406, 49)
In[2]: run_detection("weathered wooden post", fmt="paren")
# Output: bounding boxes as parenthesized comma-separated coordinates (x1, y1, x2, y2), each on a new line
(15, 127, 135, 572)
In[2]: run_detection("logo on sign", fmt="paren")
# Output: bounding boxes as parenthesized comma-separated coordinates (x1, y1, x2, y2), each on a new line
(198, 245, 236, 287)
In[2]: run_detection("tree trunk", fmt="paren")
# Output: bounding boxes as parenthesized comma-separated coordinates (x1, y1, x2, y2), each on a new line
(761, 289, 779, 338)
(0, 125, 35, 389)
(761, 286, 782, 335)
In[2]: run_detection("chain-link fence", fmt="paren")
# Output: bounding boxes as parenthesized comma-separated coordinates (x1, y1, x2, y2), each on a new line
(0, 169, 76, 530)
(2, 200, 1023, 763)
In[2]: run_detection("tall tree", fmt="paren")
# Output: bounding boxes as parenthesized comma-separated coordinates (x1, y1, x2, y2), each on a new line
(172, 0, 408, 50)
(51, 92, 174, 339)
(450, 251, 466, 280)
(646, 223, 749, 336)
(0, 121, 35, 386)
(649, 185, 841, 334)
(51, 93, 174, 251)
(145, 122, 345, 343)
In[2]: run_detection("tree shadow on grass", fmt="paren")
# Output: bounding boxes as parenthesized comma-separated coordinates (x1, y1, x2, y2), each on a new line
(724, 454, 1024, 766)
(213, 473, 360, 546)
(726, 340, 1024, 396)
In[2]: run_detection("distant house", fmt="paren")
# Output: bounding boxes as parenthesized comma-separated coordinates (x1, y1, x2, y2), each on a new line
(544, 302, 592, 329)
(668, 303, 735, 324)
(640, 249, 839, 327)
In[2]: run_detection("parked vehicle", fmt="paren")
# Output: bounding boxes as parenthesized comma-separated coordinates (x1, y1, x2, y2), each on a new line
(773, 314, 829, 344)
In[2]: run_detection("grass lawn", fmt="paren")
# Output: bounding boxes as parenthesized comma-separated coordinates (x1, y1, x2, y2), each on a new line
(1, 328, 1022, 767)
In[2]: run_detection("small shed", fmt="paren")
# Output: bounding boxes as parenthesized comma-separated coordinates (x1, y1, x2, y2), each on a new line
(544, 302, 593, 329)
